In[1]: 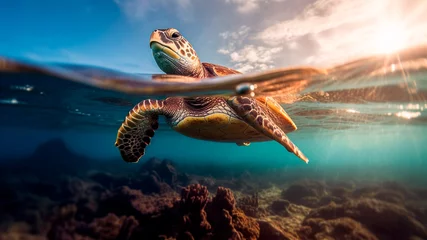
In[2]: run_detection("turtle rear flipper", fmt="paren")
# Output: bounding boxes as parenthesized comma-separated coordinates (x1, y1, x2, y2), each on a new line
(228, 96, 309, 163)
(115, 100, 164, 163)
(236, 142, 251, 146)
(255, 96, 297, 133)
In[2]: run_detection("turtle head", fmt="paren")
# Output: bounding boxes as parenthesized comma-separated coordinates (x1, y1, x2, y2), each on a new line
(150, 28, 204, 78)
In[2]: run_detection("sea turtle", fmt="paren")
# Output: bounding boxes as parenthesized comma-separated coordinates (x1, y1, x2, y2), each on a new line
(149, 28, 241, 78)
(114, 28, 309, 164)
(115, 96, 308, 164)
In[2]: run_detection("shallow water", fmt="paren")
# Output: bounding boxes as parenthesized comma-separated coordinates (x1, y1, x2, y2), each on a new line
(1, 45, 427, 239)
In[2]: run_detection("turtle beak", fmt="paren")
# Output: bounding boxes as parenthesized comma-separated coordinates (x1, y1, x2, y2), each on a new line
(149, 30, 161, 48)
(149, 30, 180, 59)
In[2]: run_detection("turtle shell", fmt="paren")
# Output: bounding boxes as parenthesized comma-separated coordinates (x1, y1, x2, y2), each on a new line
(202, 62, 241, 77)
(172, 112, 268, 142)
(171, 97, 297, 143)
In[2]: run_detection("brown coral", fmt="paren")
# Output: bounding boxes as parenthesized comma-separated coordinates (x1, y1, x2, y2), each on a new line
(237, 193, 264, 218)
(305, 198, 427, 239)
(209, 187, 260, 240)
(180, 184, 210, 213)
(299, 217, 378, 240)
(231, 209, 260, 240)
(212, 187, 236, 212)
(98, 186, 177, 219)
(270, 199, 291, 217)
(281, 180, 326, 208)
(82, 213, 139, 240)
(258, 219, 298, 240)
(177, 184, 211, 239)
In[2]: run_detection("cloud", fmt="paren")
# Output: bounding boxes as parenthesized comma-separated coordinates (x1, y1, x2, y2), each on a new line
(114, 0, 194, 21)
(218, 26, 278, 72)
(230, 45, 283, 72)
(219, 0, 427, 71)
(225, 0, 286, 13)
(218, 26, 285, 72)
(177, 0, 191, 8)
(218, 25, 251, 54)
(217, 48, 230, 55)
(257, 0, 387, 44)
(114, 0, 153, 20)
(219, 25, 251, 40)
(256, 0, 427, 65)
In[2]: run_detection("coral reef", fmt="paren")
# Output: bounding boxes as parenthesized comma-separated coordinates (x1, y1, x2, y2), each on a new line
(237, 193, 261, 218)
(209, 187, 260, 240)
(258, 219, 299, 240)
(298, 217, 378, 240)
(305, 198, 427, 239)
(176, 184, 211, 239)
(1, 139, 427, 240)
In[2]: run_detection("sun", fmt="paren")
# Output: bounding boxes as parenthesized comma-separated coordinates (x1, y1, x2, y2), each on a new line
(374, 21, 407, 54)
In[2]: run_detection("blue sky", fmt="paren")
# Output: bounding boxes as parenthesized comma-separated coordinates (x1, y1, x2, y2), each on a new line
(1, 0, 426, 74)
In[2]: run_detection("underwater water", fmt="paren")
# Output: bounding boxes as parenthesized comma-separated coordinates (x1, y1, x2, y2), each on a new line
(1, 45, 427, 239)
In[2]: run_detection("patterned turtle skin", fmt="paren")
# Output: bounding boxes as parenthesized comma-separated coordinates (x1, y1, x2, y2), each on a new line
(150, 28, 240, 78)
(115, 96, 309, 164)
(114, 28, 309, 164)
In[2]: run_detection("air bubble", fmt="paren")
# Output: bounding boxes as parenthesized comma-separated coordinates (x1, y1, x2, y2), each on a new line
(235, 83, 255, 95)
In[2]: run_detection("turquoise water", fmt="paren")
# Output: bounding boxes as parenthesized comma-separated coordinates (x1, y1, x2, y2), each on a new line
(1, 47, 427, 239)
(1, 51, 426, 173)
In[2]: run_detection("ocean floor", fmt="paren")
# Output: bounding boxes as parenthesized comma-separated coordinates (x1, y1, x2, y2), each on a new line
(1, 139, 427, 240)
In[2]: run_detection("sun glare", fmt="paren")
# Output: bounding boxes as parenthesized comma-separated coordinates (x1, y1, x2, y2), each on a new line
(374, 21, 407, 54)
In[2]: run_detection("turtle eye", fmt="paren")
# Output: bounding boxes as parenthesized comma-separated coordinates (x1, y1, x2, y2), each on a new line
(171, 32, 181, 39)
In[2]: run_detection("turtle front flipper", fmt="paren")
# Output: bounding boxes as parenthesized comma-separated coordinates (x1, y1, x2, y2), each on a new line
(228, 96, 309, 163)
(115, 99, 165, 163)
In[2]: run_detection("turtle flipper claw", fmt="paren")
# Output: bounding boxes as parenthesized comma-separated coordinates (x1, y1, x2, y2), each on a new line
(228, 96, 309, 163)
(115, 99, 164, 163)
(236, 142, 251, 146)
